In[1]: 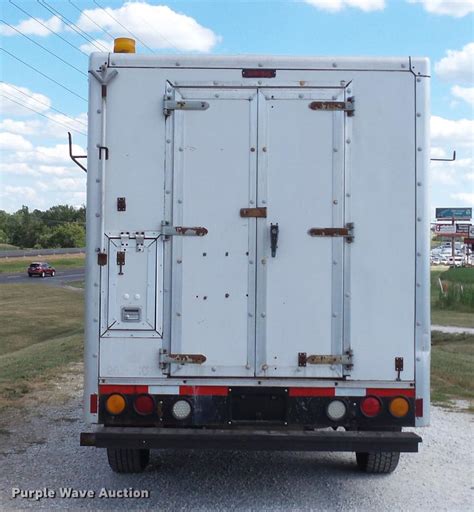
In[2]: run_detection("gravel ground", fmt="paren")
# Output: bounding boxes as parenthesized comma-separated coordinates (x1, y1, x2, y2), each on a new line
(432, 325, 474, 334)
(0, 385, 472, 512)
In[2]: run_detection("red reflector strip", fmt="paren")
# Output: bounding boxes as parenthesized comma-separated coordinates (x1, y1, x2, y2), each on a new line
(99, 385, 148, 395)
(180, 386, 228, 396)
(366, 388, 415, 397)
(288, 387, 335, 397)
(90, 394, 98, 414)
(415, 398, 423, 417)
(242, 68, 276, 78)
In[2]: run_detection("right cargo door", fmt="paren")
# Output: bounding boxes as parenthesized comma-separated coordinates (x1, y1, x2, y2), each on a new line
(255, 88, 351, 378)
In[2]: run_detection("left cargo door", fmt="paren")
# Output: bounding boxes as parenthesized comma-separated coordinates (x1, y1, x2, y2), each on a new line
(168, 87, 258, 377)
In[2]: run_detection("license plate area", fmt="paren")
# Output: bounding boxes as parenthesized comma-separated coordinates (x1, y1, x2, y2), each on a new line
(230, 387, 287, 423)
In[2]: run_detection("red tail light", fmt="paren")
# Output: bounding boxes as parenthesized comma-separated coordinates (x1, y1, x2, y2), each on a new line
(134, 394, 154, 415)
(360, 396, 382, 417)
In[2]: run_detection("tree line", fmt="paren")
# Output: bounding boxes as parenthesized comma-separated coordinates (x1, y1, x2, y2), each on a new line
(0, 205, 86, 249)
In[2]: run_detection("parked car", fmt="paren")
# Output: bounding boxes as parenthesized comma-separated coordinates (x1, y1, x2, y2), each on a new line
(430, 256, 441, 265)
(447, 256, 465, 267)
(27, 262, 56, 278)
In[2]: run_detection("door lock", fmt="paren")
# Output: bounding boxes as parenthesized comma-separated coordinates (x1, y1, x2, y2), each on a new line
(270, 223, 279, 257)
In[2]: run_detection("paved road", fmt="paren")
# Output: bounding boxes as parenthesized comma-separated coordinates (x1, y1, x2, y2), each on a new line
(0, 386, 471, 512)
(0, 267, 85, 285)
(432, 324, 474, 334)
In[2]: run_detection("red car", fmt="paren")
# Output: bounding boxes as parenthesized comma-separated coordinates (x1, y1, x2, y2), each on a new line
(28, 262, 56, 278)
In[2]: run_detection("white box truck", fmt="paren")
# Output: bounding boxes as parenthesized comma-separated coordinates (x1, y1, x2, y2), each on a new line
(79, 42, 430, 474)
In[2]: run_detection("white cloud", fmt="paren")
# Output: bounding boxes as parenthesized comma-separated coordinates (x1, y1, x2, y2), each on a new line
(2, 186, 37, 202)
(79, 39, 114, 54)
(0, 15, 62, 36)
(451, 85, 474, 106)
(0, 83, 52, 116)
(450, 192, 474, 205)
(431, 115, 474, 149)
(435, 42, 474, 84)
(0, 132, 33, 151)
(304, 0, 385, 11)
(76, 2, 220, 52)
(408, 0, 474, 17)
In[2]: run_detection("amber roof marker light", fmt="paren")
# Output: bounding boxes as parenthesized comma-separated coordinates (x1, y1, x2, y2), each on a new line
(114, 38, 136, 54)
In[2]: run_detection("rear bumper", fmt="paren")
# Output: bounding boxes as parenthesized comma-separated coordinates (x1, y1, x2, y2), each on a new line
(81, 427, 422, 453)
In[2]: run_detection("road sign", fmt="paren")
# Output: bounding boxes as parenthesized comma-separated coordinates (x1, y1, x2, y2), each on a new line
(456, 224, 471, 234)
(435, 224, 456, 234)
(435, 207, 472, 220)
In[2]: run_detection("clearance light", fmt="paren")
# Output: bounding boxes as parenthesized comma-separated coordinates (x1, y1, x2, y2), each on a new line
(172, 400, 192, 420)
(105, 394, 126, 415)
(134, 394, 155, 415)
(114, 37, 136, 54)
(389, 397, 410, 418)
(326, 400, 347, 421)
(360, 396, 382, 417)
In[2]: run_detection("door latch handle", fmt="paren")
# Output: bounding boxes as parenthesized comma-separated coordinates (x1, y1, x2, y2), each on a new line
(270, 223, 279, 257)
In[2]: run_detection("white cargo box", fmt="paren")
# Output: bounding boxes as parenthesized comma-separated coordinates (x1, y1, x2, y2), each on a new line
(83, 55, 430, 427)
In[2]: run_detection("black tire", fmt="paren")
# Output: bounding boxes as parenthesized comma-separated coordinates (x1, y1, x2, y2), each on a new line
(107, 448, 150, 473)
(28, 273, 32, 277)
(356, 451, 400, 474)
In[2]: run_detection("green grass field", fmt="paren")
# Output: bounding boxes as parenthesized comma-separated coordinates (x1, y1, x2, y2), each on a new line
(0, 244, 19, 251)
(431, 331, 474, 410)
(431, 267, 474, 328)
(0, 284, 83, 409)
(0, 254, 85, 274)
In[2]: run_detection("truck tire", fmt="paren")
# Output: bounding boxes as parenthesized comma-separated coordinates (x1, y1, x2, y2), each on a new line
(106, 448, 150, 473)
(355, 451, 400, 474)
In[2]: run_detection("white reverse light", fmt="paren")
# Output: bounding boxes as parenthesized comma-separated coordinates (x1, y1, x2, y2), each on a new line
(327, 400, 347, 421)
(172, 400, 192, 420)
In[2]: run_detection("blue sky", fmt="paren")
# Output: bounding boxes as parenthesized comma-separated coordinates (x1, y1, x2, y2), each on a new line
(0, 0, 473, 217)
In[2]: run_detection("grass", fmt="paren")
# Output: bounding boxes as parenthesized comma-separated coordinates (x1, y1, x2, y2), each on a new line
(0, 284, 83, 409)
(0, 243, 19, 251)
(68, 280, 85, 289)
(431, 331, 474, 411)
(0, 253, 85, 274)
(431, 267, 474, 328)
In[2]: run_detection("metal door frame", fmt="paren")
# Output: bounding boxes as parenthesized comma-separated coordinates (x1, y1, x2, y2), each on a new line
(166, 86, 259, 377)
(255, 87, 350, 377)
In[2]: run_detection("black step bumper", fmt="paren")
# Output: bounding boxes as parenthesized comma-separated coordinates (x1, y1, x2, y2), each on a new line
(81, 428, 422, 452)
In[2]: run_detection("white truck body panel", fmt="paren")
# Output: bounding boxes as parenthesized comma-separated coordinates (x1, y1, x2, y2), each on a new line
(84, 55, 430, 426)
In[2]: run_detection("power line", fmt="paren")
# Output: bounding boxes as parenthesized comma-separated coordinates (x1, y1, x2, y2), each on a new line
(0, 20, 87, 77)
(92, 0, 156, 54)
(0, 48, 87, 102)
(9, 0, 88, 57)
(1, 82, 87, 128)
(1, 93, 87, 136)
(68, 0, 115, 42)
(38, 0, 108, 52)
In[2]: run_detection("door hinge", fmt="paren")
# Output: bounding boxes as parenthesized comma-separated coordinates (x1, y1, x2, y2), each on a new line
(160, 224, 208, 237)
(97, 252, 107, 266)
(240, 207, 267, 218)
(163, 99, 210, 116)
(309, 97, 355, 116)
(98, 146, 109, 160)
(308, 222, 354, 243)
(159, 349, 207, 369)
(298, 350, 353, 369)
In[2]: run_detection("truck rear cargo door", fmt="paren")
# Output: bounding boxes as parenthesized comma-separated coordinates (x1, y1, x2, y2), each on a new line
(168, 88, 257, 377)
(255, 88, 349, 378)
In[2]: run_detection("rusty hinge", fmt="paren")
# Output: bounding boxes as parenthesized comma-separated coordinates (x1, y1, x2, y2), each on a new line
(117, 197, 126, 211)
(159, 349, 206, 368)
(395, 357, 404, 381)
(309, 97, 354, 116)
(308, 222, 354, 243)
(161, 225, 208, 236)
(298, 350, 353, 368)
(240, 207, 267, 218)
(97, 252, 107, 266)
(116, 251, 125, 275)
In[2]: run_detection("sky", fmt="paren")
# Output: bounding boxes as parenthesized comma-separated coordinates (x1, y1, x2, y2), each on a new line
(0, 0, 473, 219)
